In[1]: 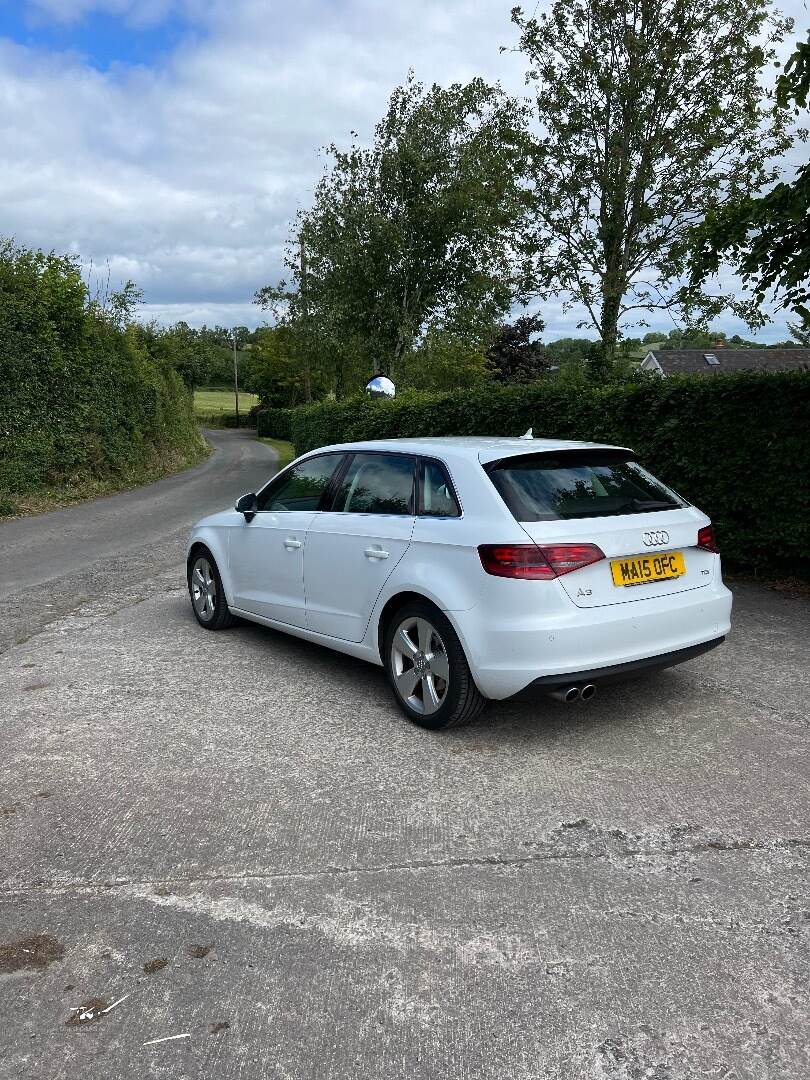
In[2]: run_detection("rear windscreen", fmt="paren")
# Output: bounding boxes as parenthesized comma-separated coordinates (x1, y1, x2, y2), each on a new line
(486, 451, 688, 521)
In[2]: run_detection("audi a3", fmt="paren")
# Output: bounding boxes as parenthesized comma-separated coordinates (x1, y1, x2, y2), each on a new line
(187, 437, 732, 729)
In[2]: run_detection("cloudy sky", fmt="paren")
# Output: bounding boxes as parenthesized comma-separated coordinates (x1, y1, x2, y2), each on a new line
(0, 0, 806, 340)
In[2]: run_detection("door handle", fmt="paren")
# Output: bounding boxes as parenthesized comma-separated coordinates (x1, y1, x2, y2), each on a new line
(364, 547, 389, 560)
(284, 538, 303, 550)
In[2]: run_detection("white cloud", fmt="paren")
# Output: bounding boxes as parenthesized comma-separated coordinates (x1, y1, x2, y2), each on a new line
(26, 0, 192, 28)
(1, 0, 806, 339)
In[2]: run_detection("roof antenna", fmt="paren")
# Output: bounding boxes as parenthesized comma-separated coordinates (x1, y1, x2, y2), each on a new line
(519, 427, 533, 440)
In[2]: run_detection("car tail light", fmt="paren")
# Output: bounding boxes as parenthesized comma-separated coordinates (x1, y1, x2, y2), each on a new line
(697, 525, 719, 553)
(478, 543, 605, 579)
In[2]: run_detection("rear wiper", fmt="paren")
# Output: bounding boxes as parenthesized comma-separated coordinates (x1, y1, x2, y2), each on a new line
(620, 499, 675, 513)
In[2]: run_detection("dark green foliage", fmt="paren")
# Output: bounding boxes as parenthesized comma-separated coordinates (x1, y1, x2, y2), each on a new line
(0, 240, 204, 499)
(788, 318, 810, 347)
(197, 412, 256, 430)
(286, 372, 810, 573)
(256, 408, 294, 440)
(690, 30, 810, 320)
(544, 337, 595, 365)
(486, 315, 548, 384)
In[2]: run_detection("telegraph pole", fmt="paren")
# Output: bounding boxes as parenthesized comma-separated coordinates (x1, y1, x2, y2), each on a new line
(299, 237, 312, 402)
(233, 330, 240, 426)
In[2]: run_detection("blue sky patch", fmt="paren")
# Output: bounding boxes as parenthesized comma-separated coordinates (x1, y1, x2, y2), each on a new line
(0, 2, 198, 69)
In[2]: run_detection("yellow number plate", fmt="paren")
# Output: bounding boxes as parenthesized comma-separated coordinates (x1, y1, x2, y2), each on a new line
(610, 551, 685, 587)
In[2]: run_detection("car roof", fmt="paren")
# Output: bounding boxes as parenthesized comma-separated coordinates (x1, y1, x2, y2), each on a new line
(312, 436, 631, 465)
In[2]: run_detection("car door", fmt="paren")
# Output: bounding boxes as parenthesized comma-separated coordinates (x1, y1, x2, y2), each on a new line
(228, 453, 346, 627)
(304, 452, 417, 641)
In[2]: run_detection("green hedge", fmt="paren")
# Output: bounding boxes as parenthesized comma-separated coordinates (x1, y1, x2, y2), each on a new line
(256, 407, 294, 440)
(285, 373, 810, 573)
(197, 411, 257, 429)
(0, 241, 205, 501)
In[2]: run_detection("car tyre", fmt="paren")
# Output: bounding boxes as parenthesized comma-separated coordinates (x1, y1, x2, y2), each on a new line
(384, 600, 487, 730)
(188, 549, 238, 630)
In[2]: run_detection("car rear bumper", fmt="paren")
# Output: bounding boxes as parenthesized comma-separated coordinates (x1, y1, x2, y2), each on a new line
(509, 636, 725, 699)
(451, 578, 733, 699)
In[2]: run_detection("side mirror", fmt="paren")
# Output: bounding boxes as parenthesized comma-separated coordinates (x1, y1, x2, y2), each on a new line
(365, 376, 395, 399)
(235, 492, 258, 521)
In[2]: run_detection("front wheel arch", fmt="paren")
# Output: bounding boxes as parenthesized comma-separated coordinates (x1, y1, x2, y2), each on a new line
(186, 541, 211, 575)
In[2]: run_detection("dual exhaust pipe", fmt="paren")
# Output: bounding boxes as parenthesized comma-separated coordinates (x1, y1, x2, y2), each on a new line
(550, 683, 597, 704)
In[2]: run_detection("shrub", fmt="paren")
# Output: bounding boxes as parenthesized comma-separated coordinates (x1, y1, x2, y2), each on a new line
(0, 240, 205, 499)
(256, 407, 294, 440)
(286, 372, 810, 573)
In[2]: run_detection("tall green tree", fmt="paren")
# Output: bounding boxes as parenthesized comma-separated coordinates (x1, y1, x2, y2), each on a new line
(690, 29, 810, 319)
(512, 0, 794, 362)
(257, 74, 533, 392)
(401, 305, 498, 391)
(788, 316, 810, 346)
(246, 325, 334, 407)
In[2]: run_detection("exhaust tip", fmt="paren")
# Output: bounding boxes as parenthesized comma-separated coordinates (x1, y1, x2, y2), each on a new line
(580, 683, 597, 701)
(549, 686, 581, 703)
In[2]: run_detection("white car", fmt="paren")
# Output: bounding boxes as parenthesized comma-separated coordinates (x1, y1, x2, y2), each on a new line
(187, 437, 732, 730)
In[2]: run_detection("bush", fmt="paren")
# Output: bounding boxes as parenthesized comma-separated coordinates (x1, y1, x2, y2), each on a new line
(0, 240, 205, 499)
(286, 372, 810, 573)
(256, 407, 294, 440)
(196, 412, 256, 429)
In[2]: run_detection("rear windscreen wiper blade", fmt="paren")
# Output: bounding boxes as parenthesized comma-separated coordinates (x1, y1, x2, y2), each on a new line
(622, 499, 675, 512)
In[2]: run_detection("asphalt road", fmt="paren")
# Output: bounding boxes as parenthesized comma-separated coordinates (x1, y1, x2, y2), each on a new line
(0, 429, 279, 654)
(0, 434, 808, 1079)
(0, 428, 277, 600)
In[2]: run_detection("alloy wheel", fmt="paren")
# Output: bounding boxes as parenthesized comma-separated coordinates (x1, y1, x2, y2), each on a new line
(390, 616, 450, 716)
(191, 556, 217, 622)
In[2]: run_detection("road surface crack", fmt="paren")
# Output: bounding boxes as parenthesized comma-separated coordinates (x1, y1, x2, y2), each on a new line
(2, 834, 807, 898)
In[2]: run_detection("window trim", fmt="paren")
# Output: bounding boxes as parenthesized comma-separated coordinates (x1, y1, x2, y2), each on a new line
(322, 450, 418, 516)
(417, 456, 463, 518)
(254, 451, 348, 514)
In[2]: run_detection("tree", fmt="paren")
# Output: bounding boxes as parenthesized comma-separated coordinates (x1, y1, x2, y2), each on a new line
(486, 313, 549, 383)
(246, 325, 332, 407)
(257, 74, 533, 393)
(144, 322, 212, 390)
(544, 337, 595, 365)
(511, 0, 794, 363)
(690, 30, 810, 320)
(401, 306, 497, 391)
(788, 317, 810, 346)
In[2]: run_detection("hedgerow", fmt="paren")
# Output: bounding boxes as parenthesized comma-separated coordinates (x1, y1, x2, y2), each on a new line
(272, 372, 810, 572)
(256, 407, 294, 440)
(0, 241, 206, 504)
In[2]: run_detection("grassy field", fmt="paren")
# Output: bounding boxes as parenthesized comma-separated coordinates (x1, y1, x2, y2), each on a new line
(194, 388, 260, 419)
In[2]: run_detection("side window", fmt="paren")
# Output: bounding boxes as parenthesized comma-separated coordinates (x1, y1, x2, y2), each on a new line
(257, 454, 345, 513)
(331, 453, 415, 515)
(420, 459, 461, 517)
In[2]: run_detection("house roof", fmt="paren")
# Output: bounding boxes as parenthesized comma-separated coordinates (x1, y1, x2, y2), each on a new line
(642, 349, 810, 376)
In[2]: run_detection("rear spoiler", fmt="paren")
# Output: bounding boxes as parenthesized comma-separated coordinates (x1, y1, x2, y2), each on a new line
(482, 447, 638, 472)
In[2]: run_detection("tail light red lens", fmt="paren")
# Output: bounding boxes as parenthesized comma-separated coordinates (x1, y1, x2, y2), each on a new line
(478, 543, 605, 579)
(697, 525, 719, 553)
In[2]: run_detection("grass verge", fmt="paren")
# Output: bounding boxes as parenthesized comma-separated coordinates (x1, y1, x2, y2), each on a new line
(258, 437, 296, 469)
(0, 438, 211, 520)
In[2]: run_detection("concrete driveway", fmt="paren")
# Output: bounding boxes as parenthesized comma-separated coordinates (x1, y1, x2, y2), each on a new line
(1, 433, 808, 1079)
